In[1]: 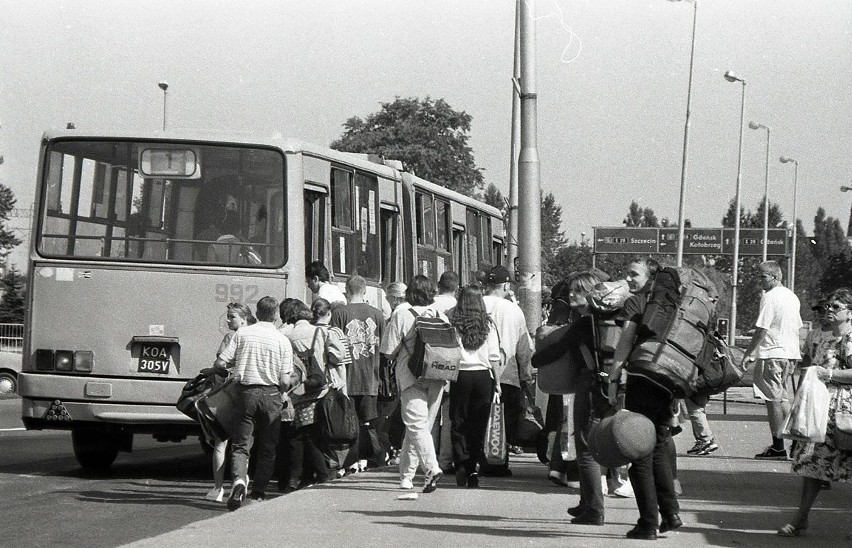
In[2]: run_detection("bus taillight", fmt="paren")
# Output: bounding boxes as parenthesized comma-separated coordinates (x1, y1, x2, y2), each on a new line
(34, 349, 95, 372)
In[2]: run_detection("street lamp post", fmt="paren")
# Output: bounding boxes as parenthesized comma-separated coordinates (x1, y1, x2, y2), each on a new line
(670, 0, 698, 267)
(748, 121, 771, 261)
(724, 70, 746, 346)
(780, 156, 798, 291)
(158, 81, 169, 131)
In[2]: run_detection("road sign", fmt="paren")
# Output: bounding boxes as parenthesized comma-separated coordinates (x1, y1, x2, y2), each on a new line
(721, 228, 788, 256)
(593, 227, 659, 254)
(593, 227, 789, 256)
(658, 228, 724, 254)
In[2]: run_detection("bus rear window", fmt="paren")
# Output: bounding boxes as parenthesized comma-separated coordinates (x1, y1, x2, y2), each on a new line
(38, 140, 287, 266)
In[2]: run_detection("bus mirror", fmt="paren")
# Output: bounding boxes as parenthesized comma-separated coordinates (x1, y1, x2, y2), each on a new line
(139, 147, 200, 178)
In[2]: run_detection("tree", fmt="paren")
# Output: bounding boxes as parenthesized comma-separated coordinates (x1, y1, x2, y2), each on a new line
(0, 266, 25, 323)
(0, 185, 21, 259)
(541, 192, 568, 286)
(483, 183, 505, 216)
(623, 201, 659, 227)
(331, 97, 484, 197)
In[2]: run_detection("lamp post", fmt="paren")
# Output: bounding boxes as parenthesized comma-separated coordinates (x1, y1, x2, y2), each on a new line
(724, 70, 746, 346)
(780, 156, 798, 291)
(158, 81, 169, 131)
(669, 0, 698, 267)
(748, 121, 771, 261)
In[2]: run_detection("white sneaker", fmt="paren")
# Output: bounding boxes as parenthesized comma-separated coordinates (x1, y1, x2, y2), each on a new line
(358, 459, 368, 472)
(399, 478, 414, 490)
(613, 481, 634, 498)
(205, 487, 224, 502)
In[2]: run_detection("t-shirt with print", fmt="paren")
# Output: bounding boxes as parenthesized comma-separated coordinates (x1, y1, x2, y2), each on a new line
(331, 302, 385, 395)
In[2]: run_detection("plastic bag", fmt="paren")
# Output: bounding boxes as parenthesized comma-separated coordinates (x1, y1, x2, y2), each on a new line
(781, 368, 830, 443)
(484, 392, 507, 465)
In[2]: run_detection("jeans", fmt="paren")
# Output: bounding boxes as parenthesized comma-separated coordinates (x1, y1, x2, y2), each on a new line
(230, 385, 283, 495)
(625, 374, 679, 529)
(574, 370, 607, 516)
(289, 422, 330, 485)
(399, 378, 444, 481)
(449, 370, 493, 474)
(686, 394, 714, 443)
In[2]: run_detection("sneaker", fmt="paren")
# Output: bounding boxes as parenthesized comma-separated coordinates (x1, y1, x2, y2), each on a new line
(613, 481, 634, 498)
(466, 472, 479, 488)
(686, 440, 709, 455)
(399, 478, 414, 490)
(755, 446, 788, 460)
(548, 470, 568, 487)
(249, 492, 265, 502)
(698, 440, 719, 455)
(423, 469, 443, 493)
(205, 487, 224, 502)
(566, 480, 581, 489)
(227, 482, 246, 511)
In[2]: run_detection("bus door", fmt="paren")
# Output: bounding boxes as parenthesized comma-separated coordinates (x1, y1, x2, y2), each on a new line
(379, 205, 398, 287)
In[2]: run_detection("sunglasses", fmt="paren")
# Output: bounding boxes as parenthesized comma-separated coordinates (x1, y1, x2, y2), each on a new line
(827, 303, 850, 312)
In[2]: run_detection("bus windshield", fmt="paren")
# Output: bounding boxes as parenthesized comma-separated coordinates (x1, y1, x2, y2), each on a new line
(38, 140, 286, 266)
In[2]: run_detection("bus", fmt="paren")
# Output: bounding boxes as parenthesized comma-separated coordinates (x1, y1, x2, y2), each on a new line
(19, 129, 505, 470)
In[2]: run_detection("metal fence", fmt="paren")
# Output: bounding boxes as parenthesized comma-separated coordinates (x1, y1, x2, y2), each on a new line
(0, 323, 23, 353)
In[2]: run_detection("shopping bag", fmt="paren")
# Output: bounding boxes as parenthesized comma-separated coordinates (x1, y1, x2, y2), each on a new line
(484, 392, 507, 466)
(510, 384, 544, 447)
(781, 367, 830, 443)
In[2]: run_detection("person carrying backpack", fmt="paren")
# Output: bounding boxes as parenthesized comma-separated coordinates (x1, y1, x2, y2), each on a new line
(379, 275, 447, 493)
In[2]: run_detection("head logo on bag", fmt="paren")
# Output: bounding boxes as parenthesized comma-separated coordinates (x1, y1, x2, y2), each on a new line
(406, 309, 462, 382)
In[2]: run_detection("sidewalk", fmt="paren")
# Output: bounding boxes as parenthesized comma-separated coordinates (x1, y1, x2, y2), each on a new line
(126, 401, 851, 547)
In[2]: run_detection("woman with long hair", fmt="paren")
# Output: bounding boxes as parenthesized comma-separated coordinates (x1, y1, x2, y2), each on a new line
(448, 285, 502, 488)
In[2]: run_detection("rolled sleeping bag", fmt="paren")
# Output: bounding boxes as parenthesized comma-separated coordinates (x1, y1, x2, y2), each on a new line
(588, 409, 656, 469)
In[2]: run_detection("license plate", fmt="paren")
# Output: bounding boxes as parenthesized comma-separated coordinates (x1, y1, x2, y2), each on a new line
(138, 344, 171, 374)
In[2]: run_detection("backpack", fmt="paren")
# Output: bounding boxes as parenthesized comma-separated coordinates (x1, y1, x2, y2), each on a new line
(315, 387, 359, 445)
(693, 332, 747, 396)
(406, 309, 462, 382)
(627, 266, 719, 398)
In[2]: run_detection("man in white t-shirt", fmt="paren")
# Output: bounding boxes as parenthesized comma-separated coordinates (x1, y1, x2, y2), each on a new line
(741, 261, 803, 460)
(306, 260, 347, 309)
(482, 265, 533, 475)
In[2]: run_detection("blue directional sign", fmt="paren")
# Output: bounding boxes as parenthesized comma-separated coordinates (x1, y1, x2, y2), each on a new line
(593, 227, 789, 256)
(721, 228, 788, 256)
(593, 228, 659, 254)
(658, 228, 724, 254)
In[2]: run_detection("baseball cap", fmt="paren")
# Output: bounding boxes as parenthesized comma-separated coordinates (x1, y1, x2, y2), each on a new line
(487, 265, 512, 284)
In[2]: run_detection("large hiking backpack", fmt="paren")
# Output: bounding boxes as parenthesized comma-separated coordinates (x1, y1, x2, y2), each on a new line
(406, 309, 462, 382)
(627, 266, 719, 397)
(693, 332, 747, 396)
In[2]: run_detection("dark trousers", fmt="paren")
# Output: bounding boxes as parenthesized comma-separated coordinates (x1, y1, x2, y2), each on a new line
(574, 370, 607, 516)
(625, 374, 679, 529)
(450, 370, 494, 474)
(275, 421, 296, 489)
(289, 422, 330, 485)
(230, 385, 283, 496)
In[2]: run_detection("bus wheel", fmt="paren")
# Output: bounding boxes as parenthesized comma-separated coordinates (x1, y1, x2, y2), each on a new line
(0, 370, 17, 395)
(72, 428, 119, 471)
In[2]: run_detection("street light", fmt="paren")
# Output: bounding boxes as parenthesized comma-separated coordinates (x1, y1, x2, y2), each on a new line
(158, 81, 169, 131)
(779, 156, 798, 291)
(749, 121, 771, 261)
(668, 0, 698, 267)
(724, 70, 746, 346)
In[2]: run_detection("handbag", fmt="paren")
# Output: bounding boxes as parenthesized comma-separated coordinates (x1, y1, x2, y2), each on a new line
(511, 384, 544, 448)
(176, 370, 224, 420)
(483, 391, 507, 465)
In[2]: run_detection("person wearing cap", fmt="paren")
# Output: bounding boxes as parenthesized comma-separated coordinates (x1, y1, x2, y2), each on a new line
(741, 260, 802, 461)
(481, 265, 534, 476)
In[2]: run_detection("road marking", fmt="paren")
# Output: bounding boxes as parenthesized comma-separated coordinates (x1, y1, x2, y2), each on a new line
(0, 427, 25, 431)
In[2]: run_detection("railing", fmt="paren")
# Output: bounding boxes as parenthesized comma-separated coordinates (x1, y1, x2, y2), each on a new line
(0, 323, 23, 353)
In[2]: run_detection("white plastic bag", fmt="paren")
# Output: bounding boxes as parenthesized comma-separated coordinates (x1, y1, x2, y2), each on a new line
(781, 368, 830, 443)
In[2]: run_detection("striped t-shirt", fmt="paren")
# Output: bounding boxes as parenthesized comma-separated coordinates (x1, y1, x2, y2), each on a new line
(220, 321, 293, 388)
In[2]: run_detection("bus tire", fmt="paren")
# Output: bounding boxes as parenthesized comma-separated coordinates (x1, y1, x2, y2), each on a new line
(72, 428, 119, 471)
(0, 370, 17, 395)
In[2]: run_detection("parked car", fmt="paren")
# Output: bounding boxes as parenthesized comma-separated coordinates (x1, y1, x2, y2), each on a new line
(0, 351, 21, 395)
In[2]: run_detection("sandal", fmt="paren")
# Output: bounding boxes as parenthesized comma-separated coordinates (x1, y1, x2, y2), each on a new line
(777, 523, 807, 537)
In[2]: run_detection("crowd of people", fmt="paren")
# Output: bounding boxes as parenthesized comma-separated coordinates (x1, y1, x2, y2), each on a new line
(199, 257, 852, 541)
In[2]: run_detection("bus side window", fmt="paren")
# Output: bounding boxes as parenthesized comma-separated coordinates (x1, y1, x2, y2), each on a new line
(354, 172, 380, 280)
(305, 189, 326, 267)
(330, 168, 353, 275)
(380, 208, 398, 287)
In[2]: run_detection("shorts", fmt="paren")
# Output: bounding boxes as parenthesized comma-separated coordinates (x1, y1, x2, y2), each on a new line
(752, 358, 793, 402)
(351, 394, 378, 423)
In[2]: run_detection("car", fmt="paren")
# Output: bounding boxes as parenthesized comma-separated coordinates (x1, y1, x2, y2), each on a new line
(0, 351, 22, 395)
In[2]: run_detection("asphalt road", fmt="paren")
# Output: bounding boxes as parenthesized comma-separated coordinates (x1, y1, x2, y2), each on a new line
(0, 398, 227, 548)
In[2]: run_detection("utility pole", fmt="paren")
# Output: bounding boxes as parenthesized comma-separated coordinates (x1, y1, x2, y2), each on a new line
(517, 0, 542, 332)
(507, 0, 521, 271)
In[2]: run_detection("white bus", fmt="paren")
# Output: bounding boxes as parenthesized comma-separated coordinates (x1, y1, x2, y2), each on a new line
(19, 129, 504, 470)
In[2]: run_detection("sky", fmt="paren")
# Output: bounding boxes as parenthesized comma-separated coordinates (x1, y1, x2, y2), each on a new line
(1, 0, 850, 270)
